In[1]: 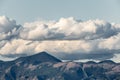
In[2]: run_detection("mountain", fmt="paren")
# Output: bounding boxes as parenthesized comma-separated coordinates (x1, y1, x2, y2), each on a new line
(14, 51, 61, 64)
(0, 60, 3, 63)
(0, 52, 120, 80)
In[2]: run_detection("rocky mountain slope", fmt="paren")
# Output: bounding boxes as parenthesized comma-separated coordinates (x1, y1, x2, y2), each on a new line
(0, 52, 120, 80)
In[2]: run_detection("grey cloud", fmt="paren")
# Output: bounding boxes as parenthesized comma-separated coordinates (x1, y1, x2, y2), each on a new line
(57, 49, 115, 60)
(0, 16, 22, 41)
(0, 53, 28, 58)
(60, 53, 114, 60)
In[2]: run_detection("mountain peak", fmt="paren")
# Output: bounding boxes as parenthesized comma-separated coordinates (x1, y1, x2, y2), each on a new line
(34, 51, 52, 57)
(15, 52, 61, 64)
(36, 51, 61, 62)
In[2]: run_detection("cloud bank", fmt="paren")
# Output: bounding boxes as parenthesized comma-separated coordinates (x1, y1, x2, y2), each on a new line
(0, 16, 120, 62)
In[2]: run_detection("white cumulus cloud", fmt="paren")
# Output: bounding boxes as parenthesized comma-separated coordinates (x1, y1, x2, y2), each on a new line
(20, 17, 118, 40)
(0, 16, 120, 62)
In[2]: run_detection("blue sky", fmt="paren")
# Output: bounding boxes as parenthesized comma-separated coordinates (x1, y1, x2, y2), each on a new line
(0, 0, 120, 24)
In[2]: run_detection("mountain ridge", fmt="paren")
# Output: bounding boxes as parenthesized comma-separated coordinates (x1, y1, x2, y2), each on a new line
(0, 52, 120, 80)
(14, 51, 61, 64)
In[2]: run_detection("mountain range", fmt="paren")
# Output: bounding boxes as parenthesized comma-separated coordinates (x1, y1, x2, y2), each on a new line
(0, 52, 120, 80)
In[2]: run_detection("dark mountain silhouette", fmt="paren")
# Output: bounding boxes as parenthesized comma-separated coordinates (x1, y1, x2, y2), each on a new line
(0, 60, 3, 63)
(98, 60, 116, 64)
(0, 52, 120, 80)
(14, 51, 61, 64)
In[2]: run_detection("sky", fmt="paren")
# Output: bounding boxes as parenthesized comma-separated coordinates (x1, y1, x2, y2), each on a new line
(0, 0, 120, 62)
(0, 0, 120, 24)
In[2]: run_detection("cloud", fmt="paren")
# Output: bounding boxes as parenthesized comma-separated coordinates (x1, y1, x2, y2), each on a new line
(20, 17, 118, 40)
(0, 16, 21, 40)
(0, 16, 120, 62)
(99, 33, 120, 50)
